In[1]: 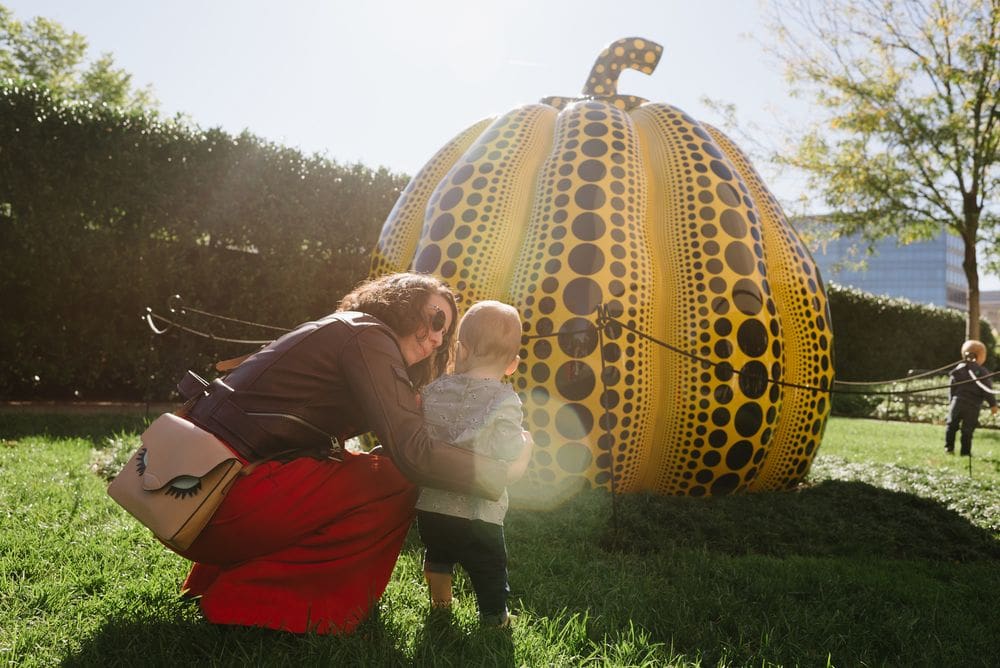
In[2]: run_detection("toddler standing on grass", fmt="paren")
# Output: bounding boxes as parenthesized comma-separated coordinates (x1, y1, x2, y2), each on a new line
(945, 339, 998, 457)
(415, 300, 530, 628)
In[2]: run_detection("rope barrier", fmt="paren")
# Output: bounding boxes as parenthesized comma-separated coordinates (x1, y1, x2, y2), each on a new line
(144, 297, 1000, 397)
(144, 309, 273, 345)
(832, 359, 962, 385)
(166, 295, 291, 333)
(601, 315, 1000, 396)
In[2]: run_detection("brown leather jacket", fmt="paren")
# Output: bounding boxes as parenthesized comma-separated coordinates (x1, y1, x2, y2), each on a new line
(184, 311, 507, 501)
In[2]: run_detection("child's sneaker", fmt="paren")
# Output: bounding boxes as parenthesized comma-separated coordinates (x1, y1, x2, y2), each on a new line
(482, 609, 515, 629)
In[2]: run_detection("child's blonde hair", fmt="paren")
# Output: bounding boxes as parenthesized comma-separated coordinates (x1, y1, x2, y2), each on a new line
(454, 300, 522, 374)
(962, 339, 987, 363)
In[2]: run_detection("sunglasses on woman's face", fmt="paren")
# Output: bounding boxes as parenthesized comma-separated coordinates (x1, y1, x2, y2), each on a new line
(428, 306, 447, 333)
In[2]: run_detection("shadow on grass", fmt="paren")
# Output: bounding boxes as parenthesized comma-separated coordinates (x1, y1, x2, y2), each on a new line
(60, 608, 414, 666)
(411, 609, 515, 667)
(53, 479, 997, 667)
(599, 479, 1000, 562)
(61, 604, 513, 666)
(500, 482, 1000, 666)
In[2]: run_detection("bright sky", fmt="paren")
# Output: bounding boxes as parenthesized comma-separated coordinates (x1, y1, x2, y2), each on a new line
(7, 0, 806, 191)
(8, 0, 999, 288)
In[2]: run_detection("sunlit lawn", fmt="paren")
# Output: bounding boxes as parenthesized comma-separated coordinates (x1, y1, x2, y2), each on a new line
(1, 413, 997, 667)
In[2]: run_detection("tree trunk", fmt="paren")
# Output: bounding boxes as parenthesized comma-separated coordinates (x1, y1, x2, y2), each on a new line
(962, 226, 980, 341)
(961, 188, 986, 341)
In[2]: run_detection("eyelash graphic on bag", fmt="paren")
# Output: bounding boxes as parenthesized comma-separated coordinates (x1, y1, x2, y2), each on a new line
(137, 446, 204, 498)
(135, 447, 148, 476)
(107, 412, 244, 551)
(165, 479, 203, 499)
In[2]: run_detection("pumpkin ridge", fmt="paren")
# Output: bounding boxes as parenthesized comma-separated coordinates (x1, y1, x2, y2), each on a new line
(633, 102, 782, 495)
(411, 105, 557, 306)
(371, 117, 494, 277)
(704, 124, 834, 490)
(507, 99, 657, 500)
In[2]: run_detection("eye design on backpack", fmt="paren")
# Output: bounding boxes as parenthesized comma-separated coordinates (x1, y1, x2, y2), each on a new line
(165, 477, 203, 499)
(136, 447, 202, 498)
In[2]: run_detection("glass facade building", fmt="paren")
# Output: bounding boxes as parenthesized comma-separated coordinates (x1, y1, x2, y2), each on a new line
(800, 225, 967, 310)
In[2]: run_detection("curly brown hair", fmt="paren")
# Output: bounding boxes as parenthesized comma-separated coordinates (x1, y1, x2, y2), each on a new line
(338, 272, 458, 388)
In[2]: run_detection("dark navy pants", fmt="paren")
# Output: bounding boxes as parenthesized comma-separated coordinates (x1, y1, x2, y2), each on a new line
(945, 398, 981, 455)
(416, 510, 509, 620)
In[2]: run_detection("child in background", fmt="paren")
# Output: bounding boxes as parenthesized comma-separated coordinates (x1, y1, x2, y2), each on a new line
(945, 339, 998, 456)
(415, 300, 529, 627)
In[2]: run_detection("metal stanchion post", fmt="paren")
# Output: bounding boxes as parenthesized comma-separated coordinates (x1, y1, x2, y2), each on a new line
(595, 303, 619, 535)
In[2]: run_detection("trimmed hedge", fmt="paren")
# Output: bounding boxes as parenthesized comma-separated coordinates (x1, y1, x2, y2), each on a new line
(826, 283, 996, 381)
(0, 81, 407, 400)
(826, 283, 996, 416)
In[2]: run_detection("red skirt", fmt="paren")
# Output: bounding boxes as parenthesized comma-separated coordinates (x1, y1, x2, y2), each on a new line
(177, 451, 418, 634)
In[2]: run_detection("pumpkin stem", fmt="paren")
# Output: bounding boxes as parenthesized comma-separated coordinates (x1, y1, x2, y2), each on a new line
(582, 37, 663, 97)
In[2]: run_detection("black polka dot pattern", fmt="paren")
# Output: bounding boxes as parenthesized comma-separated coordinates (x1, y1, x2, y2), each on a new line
(367, 37, 833, 504)
(629, 102, 784, 496)
(370, 117, 494, 277)
(507, 99, 655, 499)
(410, 105, 557, 307)
(704, 124, 834, 490)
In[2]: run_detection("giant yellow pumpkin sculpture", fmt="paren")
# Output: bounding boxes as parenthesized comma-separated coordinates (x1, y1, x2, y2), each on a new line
(371, 38, 833, 504)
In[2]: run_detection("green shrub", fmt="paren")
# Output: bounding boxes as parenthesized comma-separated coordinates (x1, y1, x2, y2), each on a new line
(826, 283, 996, 382)
(831, 389, 882, 417)
(0, 80, 407, 400)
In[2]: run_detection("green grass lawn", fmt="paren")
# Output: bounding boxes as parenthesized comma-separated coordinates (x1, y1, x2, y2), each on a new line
(1, 414, 998, 667)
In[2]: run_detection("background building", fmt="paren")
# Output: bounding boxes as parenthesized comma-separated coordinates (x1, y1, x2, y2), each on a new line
(980, 291, 1000, 329)
(798, 222, 1000, 330)
(800, 226, 967, 309)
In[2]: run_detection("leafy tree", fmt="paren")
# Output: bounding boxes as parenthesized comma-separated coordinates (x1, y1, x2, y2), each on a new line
(767, 0, 999, 339)
(0, 2, 154, 109)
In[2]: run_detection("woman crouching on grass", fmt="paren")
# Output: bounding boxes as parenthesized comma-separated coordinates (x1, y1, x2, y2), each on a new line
(174, 272, 533, 634)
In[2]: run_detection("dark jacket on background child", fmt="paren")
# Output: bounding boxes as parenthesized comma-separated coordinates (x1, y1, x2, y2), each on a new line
(945, 359, 997, 455)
